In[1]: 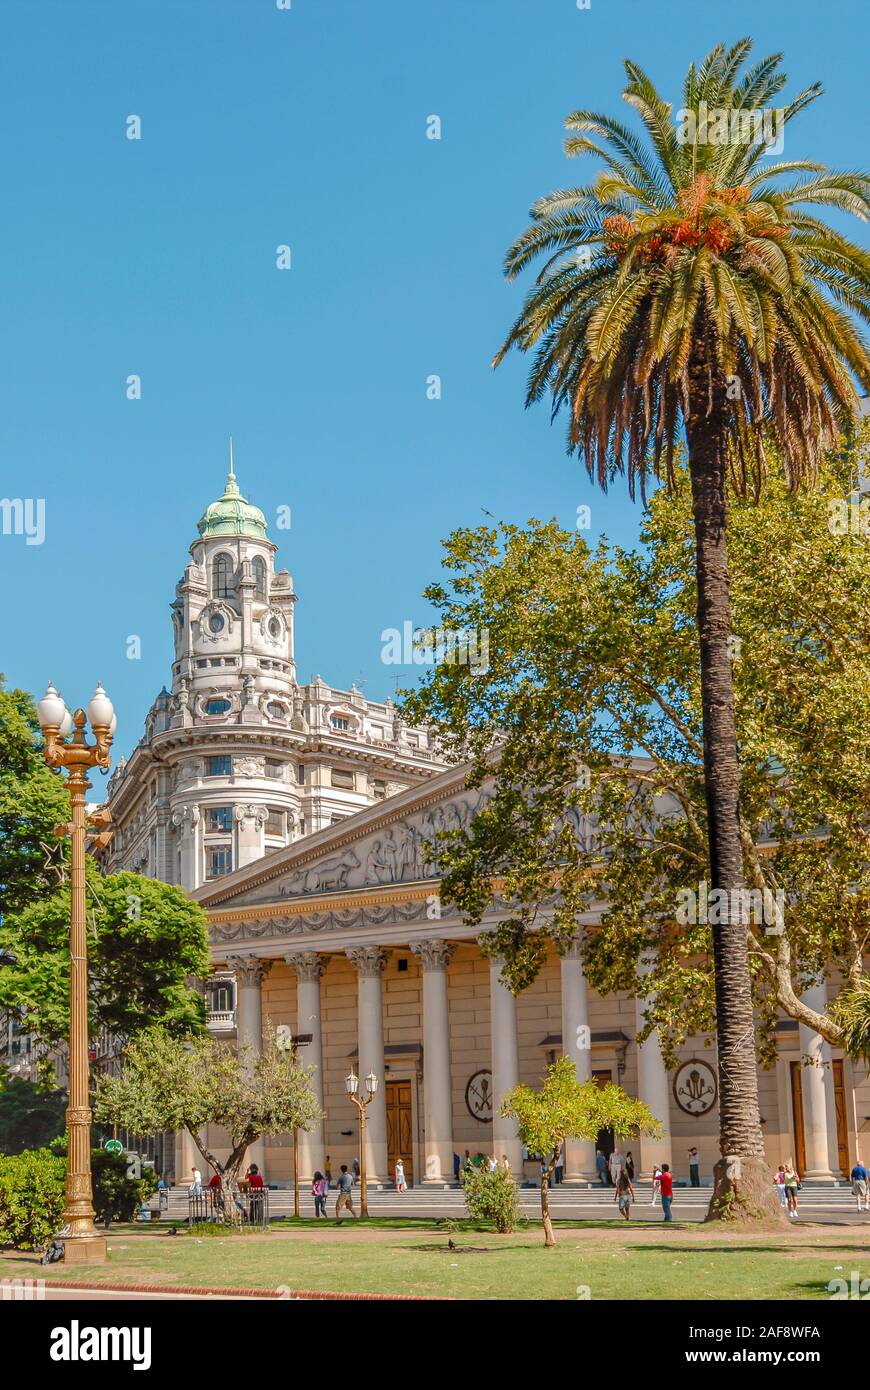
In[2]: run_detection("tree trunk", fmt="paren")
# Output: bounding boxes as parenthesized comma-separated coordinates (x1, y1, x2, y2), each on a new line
(541, 1155, 557, 1247)
(685, 339, 785, 1225)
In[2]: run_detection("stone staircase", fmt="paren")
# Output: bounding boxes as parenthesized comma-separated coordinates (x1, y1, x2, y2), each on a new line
(152, 1179, 864, 1222)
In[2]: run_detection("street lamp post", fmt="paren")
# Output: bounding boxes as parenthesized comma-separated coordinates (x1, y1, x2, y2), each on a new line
(37, 681, 115, 1265)
(345, 1069, 379, 1218)
(276, 1025, 300, 1219)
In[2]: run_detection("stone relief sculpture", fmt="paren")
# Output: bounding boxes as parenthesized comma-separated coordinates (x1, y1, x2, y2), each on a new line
(234, 756, 266, 776)
(278, 848, 361, 896)
(233, 784, 598, 906)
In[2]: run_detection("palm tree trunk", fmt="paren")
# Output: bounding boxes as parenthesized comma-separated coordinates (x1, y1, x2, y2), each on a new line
(685, 340, 784, 1224)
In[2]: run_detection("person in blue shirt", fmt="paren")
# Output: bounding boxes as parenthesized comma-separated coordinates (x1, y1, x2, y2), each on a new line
(850, 1159, 869, 1213)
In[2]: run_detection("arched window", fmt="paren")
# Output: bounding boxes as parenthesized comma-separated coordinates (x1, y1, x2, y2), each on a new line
(252, 556, 267, 602)
(212, 553, 233, 598)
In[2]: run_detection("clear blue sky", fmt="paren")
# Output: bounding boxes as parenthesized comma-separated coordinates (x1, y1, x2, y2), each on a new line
(1, 0, 867, 757)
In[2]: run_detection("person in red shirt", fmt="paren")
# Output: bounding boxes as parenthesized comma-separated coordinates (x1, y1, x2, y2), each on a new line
(659, 1163, 674, 1222)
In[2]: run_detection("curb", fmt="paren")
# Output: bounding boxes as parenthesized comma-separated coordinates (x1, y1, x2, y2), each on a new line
(49, 1280, 440, 1301)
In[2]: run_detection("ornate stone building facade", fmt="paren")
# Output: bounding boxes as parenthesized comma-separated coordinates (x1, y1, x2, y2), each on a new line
(100, 462, 446, 893)
(101, 463, 868, 1192)
(191, 764, 869, 1191)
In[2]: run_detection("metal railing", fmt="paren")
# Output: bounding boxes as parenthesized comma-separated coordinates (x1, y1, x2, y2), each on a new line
(187, 1186, 269, 1228)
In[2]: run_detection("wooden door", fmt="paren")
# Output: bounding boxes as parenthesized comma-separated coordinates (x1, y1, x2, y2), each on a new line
(789, 1061, 807, 1177)
(832, 1060, 850, 1176)
(386, 1079, 414, 1186)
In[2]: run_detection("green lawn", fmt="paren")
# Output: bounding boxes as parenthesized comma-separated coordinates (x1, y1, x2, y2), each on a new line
(4, 1219, 867, 1300)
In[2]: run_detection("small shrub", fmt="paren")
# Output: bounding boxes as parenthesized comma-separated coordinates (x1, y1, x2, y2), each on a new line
(0, 1148, 65, 1250)
(461, 1164, 521, 1233)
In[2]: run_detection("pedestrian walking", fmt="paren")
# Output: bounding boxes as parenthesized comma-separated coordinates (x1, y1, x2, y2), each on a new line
(659, 1163, 674, 1222)
(850, 1158, 869, 1213)
(157, 1176, 168, 1212)
(335, 1164, 357, 1220)
(773, 1164, 788, 1209)
(614, 1169, 636, 1221)
(624, 1151, 635, 1183)
(501, 1153, 511, 1173)
(595, 1149, 609, 1186)
(554, 1150, 564, 1185)
(324, 1155, 333, 1188)
(311, 1170, 328, 1218)
(352, 1156, 361, 1184)
(395, 1157, 407, 1192)
(608, 1149, 625, 1186)
(190, 1166, 202, 1196)
(688, 1147, 701, 1187)
(650, 1163, 662, 1205)
(453, 1152, 461, 1181)
(783, 1159, 799, 1218)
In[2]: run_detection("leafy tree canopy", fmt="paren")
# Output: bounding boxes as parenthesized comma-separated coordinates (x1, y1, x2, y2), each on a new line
(95, 1027, 322, 1198)
(0, 1076, 66, 1155)
(0, 863, 211, 1049)
(0, 677, 70, 917)
(403, 434, 870, 1063)
(503, 1057, 660, 1167)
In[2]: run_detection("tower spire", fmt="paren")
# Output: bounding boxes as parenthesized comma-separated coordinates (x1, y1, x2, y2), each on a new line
(226, 435, 239, 496)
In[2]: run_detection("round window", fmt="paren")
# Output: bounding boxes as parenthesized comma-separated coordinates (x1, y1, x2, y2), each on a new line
(268, 618, 281, 639)
(209, 613, 225, 634)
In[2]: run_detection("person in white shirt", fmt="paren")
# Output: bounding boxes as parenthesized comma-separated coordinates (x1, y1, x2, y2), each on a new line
(608, 1149, 625, 1185)
(190, 1167, 202, 1195)
(394, 1158, 407, 1192)
(650, 1164, 662, 1205)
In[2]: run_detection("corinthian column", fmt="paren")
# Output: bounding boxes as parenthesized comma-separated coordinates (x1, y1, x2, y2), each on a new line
(227, 956, 273, 1176)
(286, 951, 329, 1181)
(635, 956, 672, 1178)
(410, 939, 455, 1184)
(347, 946, 390, 1184)
(559, 939, 597, 1183)
(489, 955, 523, 1173)
(798, 983, 838, 1181)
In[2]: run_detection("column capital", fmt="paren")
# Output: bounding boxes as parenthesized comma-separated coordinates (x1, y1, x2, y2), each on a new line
(227, 955, 273, 987)
(410, 939, 455, 972)
(347, 945, 390, 978)
(285, 950, 329, 983)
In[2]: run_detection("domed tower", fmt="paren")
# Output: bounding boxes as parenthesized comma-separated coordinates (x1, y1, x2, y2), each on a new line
(101, 446, 447, 894)
(171, 448, 297, 711)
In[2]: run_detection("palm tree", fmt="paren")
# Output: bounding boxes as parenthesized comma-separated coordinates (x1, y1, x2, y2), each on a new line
(494, 39, 870, 1219)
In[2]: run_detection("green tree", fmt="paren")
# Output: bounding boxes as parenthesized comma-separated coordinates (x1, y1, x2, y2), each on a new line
(0, 864, 210, 1049)
(461, 1163, 522, 1234)
(0, 1077, 66, 1155)
(46, 1136, 159, 1226)
(491, 41, 870, 1219)
(405, 440, 870, 1224)
(503, 1058, 659, 1246)
(0, 678, 70, 917)
(95, 1027, 322, 1225)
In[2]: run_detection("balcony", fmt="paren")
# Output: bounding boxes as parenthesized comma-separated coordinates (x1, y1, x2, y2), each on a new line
(206, 1008, 236, 1033)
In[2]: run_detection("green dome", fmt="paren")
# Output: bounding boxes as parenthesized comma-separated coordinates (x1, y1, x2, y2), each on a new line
(197, 462, 267, 540)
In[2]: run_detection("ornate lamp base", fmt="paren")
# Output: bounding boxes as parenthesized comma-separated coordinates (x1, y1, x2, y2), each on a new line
(59, 1234, 108, 1265)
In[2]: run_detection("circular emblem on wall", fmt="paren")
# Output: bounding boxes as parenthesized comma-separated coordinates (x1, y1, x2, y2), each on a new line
(673, 1058, 718, 1116)
(465, 1069, 494, 1123)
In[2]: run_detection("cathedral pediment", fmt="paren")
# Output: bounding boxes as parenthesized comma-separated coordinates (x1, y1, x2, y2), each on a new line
(193, 763, 489, 910)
